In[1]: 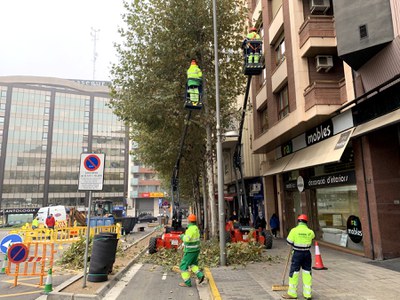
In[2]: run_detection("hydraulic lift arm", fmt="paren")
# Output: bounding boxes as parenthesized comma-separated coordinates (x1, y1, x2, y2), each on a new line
(233, 75, 252, 224)
(171, 110, 192, 228)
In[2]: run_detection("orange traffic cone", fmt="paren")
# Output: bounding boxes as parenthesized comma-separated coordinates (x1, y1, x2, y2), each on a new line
(312, 241, 328, 270)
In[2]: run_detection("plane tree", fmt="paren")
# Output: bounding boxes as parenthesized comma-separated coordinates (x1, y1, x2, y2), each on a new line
(109, 0, 247, 237)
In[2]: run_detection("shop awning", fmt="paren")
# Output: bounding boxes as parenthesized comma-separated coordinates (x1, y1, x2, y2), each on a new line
(263, 153, 295, 176)
(283, 128, 354, 173)
(352, 108, 400, 138)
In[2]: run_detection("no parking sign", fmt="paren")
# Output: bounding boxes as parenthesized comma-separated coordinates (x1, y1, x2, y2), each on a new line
(78, 153, 105, 191)
(8, 243, 29, 264)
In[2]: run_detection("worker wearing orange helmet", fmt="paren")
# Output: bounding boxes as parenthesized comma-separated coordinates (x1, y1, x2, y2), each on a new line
(178, 213, 205, 287)
(242, 26, 262, 64)
(282, 214, 315, 300)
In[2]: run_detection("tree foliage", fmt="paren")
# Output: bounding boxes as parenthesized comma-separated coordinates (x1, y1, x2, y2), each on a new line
(109, 0, 247, 201)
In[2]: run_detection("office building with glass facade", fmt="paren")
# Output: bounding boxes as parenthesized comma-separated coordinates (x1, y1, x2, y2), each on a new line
(0, 76, 128, 212)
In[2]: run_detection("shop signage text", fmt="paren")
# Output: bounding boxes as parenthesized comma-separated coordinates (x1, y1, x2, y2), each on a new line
(307, 171, 356, 188)
(306, 120, 333, 146)
(140, 192, 164, 198)
(3, 208, 39, 214)
(284, 171, 356, 190)
(347, 215, 363, 243)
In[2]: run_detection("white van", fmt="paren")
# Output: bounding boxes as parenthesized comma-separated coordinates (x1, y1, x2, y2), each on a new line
(36, 205, 68, 225)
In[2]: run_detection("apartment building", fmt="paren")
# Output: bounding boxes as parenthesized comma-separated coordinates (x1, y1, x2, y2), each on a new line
(0, 76, 128, 216)
(127, 141, 165, 218)
(246, 0, 400, 259)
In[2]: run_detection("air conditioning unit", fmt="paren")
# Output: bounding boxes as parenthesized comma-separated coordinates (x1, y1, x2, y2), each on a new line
(310, 0, 330, 15)
(316, 55, 333, 72)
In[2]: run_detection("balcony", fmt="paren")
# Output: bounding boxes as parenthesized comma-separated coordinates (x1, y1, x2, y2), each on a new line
(299, 15, 336, 57)
(303, 79, 346, 111)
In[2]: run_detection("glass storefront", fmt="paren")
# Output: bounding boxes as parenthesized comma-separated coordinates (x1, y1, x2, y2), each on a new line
(316, 185, 363, 251)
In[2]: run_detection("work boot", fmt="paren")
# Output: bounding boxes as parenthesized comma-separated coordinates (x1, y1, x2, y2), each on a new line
(281, 294, 297, 299)
(198, 275, 205, 284)
(179, 279, 192, 287)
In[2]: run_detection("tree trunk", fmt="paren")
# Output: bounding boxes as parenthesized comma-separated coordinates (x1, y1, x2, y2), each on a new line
(205, 121, 217, 238)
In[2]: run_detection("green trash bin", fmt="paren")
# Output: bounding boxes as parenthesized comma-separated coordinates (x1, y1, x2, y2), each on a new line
(87, 232, 118, 282)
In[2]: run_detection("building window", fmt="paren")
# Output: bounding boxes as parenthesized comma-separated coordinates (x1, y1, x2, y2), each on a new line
(275, 34, 285, 65)
(261, 107, 268, 133)
(278, 85, 289, 120)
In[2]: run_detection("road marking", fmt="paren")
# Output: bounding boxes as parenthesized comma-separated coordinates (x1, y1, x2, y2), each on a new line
(0, 290, 41, 298)
(162, 272, 167, 280)
(103, 263, 142, 300)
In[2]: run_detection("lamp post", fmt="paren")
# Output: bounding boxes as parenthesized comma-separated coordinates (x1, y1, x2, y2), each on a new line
(212, 0, 226, 266)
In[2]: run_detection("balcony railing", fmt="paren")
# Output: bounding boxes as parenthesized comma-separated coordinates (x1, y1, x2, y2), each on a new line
(299, 15, 336, 57)
(303, 79, 346, 111)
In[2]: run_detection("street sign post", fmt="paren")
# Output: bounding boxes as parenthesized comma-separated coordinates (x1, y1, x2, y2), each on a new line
(78, 153, 105, 288)
(78, 153, 105, 191)
(0, 234, 23, 254)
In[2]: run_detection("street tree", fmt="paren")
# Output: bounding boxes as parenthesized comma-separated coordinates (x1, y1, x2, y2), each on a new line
(109, 0, 247, 237)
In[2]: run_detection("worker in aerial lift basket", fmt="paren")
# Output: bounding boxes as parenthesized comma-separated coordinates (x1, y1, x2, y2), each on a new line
(186, 59, 203, 105)
(242, 27, 262, 64)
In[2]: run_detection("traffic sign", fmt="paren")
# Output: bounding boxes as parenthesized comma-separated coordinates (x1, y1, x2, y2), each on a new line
(78, 153, 105, 191)
(7, 243, 29, 264)
(84, 154, 101, 171)
(0, 234, 23, 254)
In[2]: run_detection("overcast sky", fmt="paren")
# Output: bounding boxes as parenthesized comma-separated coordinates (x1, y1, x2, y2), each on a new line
(0, 0, 126, 81)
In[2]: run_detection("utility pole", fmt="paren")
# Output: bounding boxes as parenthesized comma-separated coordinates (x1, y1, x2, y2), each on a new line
(212, 0, 226, 266)
(90, 27, 100, 80)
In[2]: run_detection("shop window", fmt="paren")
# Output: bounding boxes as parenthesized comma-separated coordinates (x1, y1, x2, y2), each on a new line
(317, 185, 363, 251)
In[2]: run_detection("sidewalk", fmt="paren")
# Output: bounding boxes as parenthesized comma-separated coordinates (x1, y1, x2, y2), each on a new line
(207, 238, 399, 300)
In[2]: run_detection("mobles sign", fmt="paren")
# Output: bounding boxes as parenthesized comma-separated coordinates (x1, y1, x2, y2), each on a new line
(306, 120, 333, 146)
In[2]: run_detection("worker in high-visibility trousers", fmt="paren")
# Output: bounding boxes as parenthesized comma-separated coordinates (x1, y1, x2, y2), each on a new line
(186, 59, 202, 105)
(179, 214, 205, 287)
(282, 214, 315, 300)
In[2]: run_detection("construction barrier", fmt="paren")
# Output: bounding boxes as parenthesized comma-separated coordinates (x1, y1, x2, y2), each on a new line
(6, 242, 55, 287)
(10, 224, 121, 244)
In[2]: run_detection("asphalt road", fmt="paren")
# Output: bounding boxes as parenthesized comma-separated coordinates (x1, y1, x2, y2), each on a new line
(0, 223, 155, 300)
(104, 263, 204, 300)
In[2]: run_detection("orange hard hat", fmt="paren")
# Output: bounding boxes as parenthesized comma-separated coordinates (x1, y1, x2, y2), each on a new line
(249, 27, 257, 32)
(298, 214, 308, 222)
(188, 214, 197, 222)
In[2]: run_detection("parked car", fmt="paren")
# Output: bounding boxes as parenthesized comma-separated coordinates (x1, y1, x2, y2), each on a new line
(137, 212, 157, 223)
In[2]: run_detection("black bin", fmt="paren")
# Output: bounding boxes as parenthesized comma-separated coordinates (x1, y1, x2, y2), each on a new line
(87, 232, 118, 282)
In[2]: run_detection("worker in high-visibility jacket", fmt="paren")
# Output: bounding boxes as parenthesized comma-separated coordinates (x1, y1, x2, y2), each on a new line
(282, 214, 315, 300)
(186, 59, 203, 104)
(242, 27, 262, 64)
(179, 214, 205, 287)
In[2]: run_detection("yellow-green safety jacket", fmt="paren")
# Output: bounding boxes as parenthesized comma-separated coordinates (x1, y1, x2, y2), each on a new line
(180, 223, 200, 253)
(286, 223, 315, 251)
(246, 32, 261, 40)
(187, 65, 202, 79)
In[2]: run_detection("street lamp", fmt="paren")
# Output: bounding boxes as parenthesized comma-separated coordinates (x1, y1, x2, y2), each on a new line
(212, 0, 226, 266)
